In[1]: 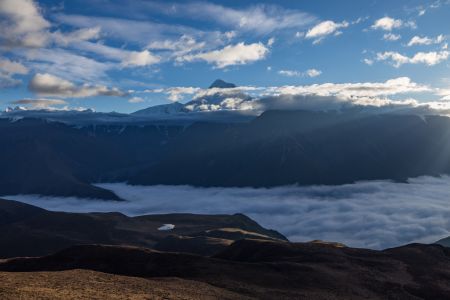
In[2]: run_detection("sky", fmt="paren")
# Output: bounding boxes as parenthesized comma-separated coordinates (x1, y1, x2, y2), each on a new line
(0, 0, 450, 113)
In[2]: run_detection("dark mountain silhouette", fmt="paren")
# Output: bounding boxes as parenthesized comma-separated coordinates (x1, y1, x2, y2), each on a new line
(0, 198, 286, 258)
(208, 79, 236, 89)
(130, 110, 450, 187)
(2, 110, 450, 198)
(436, 236, 450, 247)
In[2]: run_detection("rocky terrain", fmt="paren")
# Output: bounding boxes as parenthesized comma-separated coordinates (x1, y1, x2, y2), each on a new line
(1, 240, 450, 299)
(1, 198, 450, 299)
(0, 198, 285, 258)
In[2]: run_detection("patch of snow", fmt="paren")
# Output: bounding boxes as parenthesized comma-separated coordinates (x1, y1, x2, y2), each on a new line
(158, 224, 175, 231)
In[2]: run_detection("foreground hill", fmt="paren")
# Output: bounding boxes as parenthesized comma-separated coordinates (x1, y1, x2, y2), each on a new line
(2, 110, 450, 198)
(0, 270, 246, 300)
(1, 240, 450, 299)
(2, 198, 450, 299)
(0, 198, 286, 258)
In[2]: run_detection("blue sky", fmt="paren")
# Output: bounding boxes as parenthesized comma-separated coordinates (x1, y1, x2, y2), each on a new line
(0, 0, 449, 113)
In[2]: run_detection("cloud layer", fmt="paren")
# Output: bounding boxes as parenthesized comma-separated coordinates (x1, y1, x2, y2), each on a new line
(28, 73, 127, 98)
(5, 175, 450, 250)
(180, 42, 269, 68)
(142, 77, 444, 114)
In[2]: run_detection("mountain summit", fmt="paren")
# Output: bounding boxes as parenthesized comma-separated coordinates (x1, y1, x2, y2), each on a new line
(208, 79, 236, 89)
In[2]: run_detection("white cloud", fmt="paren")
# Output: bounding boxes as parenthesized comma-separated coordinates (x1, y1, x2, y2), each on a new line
(383, 33, 401, 41)
(149, 87, 201, 102)
(180, 42, 269, 68)
(371, 17, 403, 31)
(278, 69, 322, 78)
(23, 48, 113, 83)
(128, 97, 144, 103)
(0, 73, 21, 88)
(73, 42, 160, 67)
(28, 73, 127, 98)
(152, 3, 316, 35)
(377, 50, 450, 67)
(305, 20, 349, 44)
(363, 58, 374, 65)
(10, 98, 67, 108)
(148, 35, 206, 56)
(407, 35, 445, 46)
(0, 0, 50, 47)
(306, 69, 322, 77)
(0, 59, 28, 88)
(278, 70, 301, 77)
(270, 77, 429, 98)
(267, 37, 275, 46)
(140, 77, 440, 114)
(224, 31, 236, 39)
(55, 14, 220, 48)
(436, 88, 450, 100)
(0, 59, 28, 75)
(8, 175, 450, 250)
(53, 26, 101, 46)
(122, 50, 160, 67)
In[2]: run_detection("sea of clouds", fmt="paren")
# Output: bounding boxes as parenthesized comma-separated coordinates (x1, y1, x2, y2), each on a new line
(5, 175, 450, 249)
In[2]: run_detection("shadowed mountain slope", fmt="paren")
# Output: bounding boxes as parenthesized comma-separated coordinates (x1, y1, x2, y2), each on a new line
(2, 110, 450, 198)
(1, 240, 450, 299)
(0, 198, 286, 258)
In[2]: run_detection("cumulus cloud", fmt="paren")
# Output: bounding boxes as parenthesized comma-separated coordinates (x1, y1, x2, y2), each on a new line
(0, 59, 28, 75)
(377, 50, 450, 67)
(305, 69, 322, 77)
(0, 73, 21, 88)
(371, 17, 404, 31)
(10, 98, 67, 108)
(407, 35, 445, 46)
(122, 49, 160, 67)
(159, 87, 201, 102)
(278, 69, 322, 78)
(305, 20, 349, 44)
(0, 59, 28, 88)
(383, 33, 401, 41)
(145, 86, 259, 103)
(0, 0, 50, 48)
(141, 77, 439, 114)
(436, 88, 450, 100)
(268, 77, 429, 98)
(7, 175, 450, 249)
(28, 73, 127, 98)
(180, 42, 269, 68)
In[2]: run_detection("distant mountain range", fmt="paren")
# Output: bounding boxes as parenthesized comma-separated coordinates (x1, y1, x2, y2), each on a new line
(1, 79, 450, 199)
(1, 108, 450, 199)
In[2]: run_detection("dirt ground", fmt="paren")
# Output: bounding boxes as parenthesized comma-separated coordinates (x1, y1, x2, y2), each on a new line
(0, 270, 250, 300)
